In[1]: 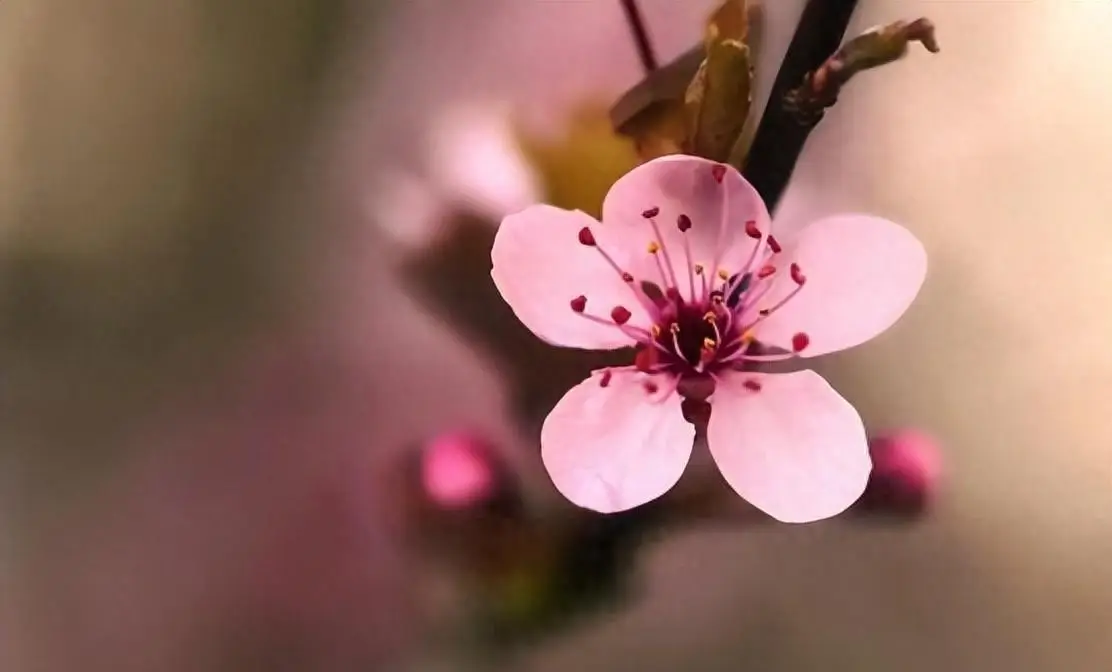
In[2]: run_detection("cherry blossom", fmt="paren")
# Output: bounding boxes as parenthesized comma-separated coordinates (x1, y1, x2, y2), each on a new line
(491, 155, 926, 522)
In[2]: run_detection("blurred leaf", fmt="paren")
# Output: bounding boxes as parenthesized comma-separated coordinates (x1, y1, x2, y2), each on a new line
(515, 104, 639, 218)
(784, 17, 940, 124)
(683, 0, 753, 164)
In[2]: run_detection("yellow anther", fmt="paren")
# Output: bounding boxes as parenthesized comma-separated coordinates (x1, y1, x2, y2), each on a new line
(717, 269, 729, 281)
(740, 330, 755, 345)
(647, 241, 661, 254)
(650, 324, 662, 338)
(702, 337, 716, 350)
(703, 311, 717, 322)
(669, 323, 681, 334)
(693, 264, 704, 275)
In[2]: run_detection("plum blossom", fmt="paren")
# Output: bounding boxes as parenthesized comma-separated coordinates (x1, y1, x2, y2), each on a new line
(491, 155, 926, 522)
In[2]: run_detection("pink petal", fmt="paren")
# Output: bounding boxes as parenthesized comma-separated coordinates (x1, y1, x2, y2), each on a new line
(754, 214, 927, 357)
(492, 205, 649, 349)
(707, 370, 871, 523)
(600, 155, 771, 302)
(541, 369, 694, 513)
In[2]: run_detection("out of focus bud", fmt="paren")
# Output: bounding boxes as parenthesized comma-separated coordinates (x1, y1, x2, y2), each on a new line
(421, 431, 501, 510)
(858, 429, 943, 517)
(428, 101, 541, 221)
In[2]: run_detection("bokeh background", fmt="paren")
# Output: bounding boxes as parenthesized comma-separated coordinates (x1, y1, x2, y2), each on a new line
(1, 1, 1110, 671)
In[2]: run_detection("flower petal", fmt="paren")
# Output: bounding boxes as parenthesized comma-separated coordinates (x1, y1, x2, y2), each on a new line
(492, 205, 650, 349)
(707, 370, 871, 523)
(541, 369, 694, 513)
(601, 155, 771, 302)
(753, 214, 927, 357)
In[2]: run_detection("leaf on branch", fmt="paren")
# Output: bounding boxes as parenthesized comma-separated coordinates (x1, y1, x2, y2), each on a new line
(683, 0, 754, 163)
(784, 17, 940, 126)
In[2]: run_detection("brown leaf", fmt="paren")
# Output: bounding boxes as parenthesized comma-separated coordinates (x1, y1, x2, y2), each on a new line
(683, 0, 753, 164)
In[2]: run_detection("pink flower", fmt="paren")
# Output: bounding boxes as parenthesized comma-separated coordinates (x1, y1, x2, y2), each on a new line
(491, 155, 927, 522)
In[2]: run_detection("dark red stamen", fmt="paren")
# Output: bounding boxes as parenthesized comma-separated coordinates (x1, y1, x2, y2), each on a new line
(790, 262, 806, 285)
(577, 227, 596, 246)
(570, 295, 587, 313)
(745, 220, 761, 239)
(611, 306, 632, 325)
(621, 271, 634, 283)
(767, 235, 783, 254)
(711, 164, 727, 183)
(791, 332, 810, 353)
(677, 214, 692, 232)
(743, 379, 762, 392)
(641, 206, 660, 219)
(643, 380, 659, 394)
(759, 308, 770, 317)
(757, 264, 776, 279)
(599, 370, 613, 387)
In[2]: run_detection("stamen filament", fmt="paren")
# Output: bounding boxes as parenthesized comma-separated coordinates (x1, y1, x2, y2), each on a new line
(574, 312, 655, 345)
(591, 243, 659, 315)
(708, 176, 730, 298)
(646, 217, 681, 291)
(681, 235, 696, 301)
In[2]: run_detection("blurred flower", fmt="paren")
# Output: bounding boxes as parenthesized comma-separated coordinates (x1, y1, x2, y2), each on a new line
(369, 101, 540, 251)
(858, 429, 942, 516)
(491, 155, 927, 522)
(427, 101, 541, 222)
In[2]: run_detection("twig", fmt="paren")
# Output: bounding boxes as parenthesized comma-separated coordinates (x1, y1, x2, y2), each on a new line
(620, 0, 658, 73)
(741, 0, 858, 211)
(785, 18, 939, 124)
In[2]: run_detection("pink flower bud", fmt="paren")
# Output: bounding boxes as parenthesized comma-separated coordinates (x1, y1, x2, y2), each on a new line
(858, 429, 943, 516)
(420, 431, 500, 509)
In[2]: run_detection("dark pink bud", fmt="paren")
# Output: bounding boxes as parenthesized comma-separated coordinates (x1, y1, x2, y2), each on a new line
(858, 429, 942, 517)
(420, 431, 498, 509)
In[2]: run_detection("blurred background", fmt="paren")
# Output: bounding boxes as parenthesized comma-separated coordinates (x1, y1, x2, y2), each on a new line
(1, 1, 1111, 670)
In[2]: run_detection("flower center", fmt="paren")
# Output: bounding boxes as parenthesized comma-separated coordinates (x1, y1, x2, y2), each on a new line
(568, 162, 814, 399)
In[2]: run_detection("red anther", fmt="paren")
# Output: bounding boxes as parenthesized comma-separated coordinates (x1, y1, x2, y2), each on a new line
(677, 214, 692, 232)
(641, 206, 660, 219)
(621, 271, 634, 283)
(745, 220, 762, 239)
(610, 306, 632, 325)
(757, 264, 776, 279)
(570, 296, 587, 313)
(643, 380, 660, 394)
(711, 164, 727, 183)
(743, 379, 762, 392)
(759, 308, 770, 317)
(634, 347, 658, 372)
(577, 227, 596, 246)
(791, 332, 810, 352)
(790, 263, 806, 285)
(767, 235, 782, 254)
(599, 370, 613, 387)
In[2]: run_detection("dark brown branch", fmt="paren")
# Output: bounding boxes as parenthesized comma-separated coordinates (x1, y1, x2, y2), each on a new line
(741, 0, 858, 211)
(620, 0, 658, 73)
